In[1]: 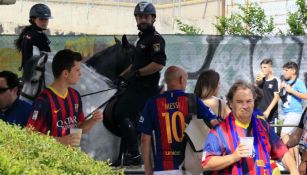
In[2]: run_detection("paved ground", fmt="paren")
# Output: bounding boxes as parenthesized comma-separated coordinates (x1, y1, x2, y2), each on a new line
(118, 166, 291, 175)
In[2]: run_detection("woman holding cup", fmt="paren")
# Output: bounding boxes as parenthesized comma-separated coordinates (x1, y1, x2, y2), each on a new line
(201, 80, 299, 175)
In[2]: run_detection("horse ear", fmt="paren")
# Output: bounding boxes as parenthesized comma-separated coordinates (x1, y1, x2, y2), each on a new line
(122, 34, 130, 49)
(114, 36, 121, 45)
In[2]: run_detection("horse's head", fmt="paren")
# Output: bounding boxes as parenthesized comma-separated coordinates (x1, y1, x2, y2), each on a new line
(86, 35, 135, 81)
(21, 52, 48, 102)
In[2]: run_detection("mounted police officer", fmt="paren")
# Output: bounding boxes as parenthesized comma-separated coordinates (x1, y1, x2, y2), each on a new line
(15, 3, 52, 73)
(112, 1, 166, 166)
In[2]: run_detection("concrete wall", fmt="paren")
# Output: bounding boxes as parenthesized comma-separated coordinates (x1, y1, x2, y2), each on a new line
(0, 0, 220, 34)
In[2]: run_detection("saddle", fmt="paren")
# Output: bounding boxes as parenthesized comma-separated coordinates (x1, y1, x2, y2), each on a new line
(103, 88, 125, 137)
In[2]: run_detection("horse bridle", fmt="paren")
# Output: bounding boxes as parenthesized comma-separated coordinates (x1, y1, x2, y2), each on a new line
(83, 45, 134, 118)
(21, 53, 48, 101)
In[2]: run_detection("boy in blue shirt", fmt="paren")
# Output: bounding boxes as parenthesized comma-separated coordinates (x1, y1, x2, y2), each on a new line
(280, 61, 307, 136)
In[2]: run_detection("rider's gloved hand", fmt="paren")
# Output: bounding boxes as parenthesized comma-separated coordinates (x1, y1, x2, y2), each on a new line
(113, 76, 126, 87)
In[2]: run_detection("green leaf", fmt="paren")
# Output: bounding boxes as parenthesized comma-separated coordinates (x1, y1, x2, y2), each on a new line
(0, 121, 124, 175)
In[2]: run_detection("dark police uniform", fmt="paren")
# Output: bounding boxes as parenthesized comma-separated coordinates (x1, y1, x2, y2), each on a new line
(113, 27, 166, 162)
(130, 28, 166, 88)
(114, 28, 166, 123)
(20, 25, 51, 69)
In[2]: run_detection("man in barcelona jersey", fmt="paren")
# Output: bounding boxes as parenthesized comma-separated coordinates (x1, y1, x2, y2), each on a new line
(201, 80, 299, 175)
(27, 49, 103, 146)
(138, 66, 218, 175)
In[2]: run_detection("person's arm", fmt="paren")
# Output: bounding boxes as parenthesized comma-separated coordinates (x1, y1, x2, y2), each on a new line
(120, 64, 132, 76)
(26, 98, 49, 133)
(138, 62, 164, 76)
(196, 98, 219, 127)
(20, 34, 34, 69)
(282, 127, 303, 148)
(268, 123, 299, 174)
(141, 133, 153, 175)
(298, 151, 307, 175)
(285, 83, 307, 100)
(203, 143, 250, 171)
(263, 93, 279, 119)
(138, 100, 154, 174)
(221, 100, 231, 119)
(78, 110, 103, 133)
(137, 34, 166, 77)
(210, 119, 219, 127)
(255, 72, 265, 86)
(281, 152, 300, 175)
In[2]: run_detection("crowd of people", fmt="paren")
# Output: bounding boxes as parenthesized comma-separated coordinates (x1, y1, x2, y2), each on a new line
(0, 1, 306, 175)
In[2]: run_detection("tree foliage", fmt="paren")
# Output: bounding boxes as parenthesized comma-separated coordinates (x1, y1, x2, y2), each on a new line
(215, 3, 274, 36)
(176, 19, 203, 35)
(287, 0, 306, 35)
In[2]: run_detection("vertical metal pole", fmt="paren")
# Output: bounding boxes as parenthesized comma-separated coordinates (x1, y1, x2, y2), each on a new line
(172, 0, 176, 32)
(202, 0, 209, 19)
(86, 1, 90, 21)
(217, 0, 220, 17)
(221, 0, 225, 17)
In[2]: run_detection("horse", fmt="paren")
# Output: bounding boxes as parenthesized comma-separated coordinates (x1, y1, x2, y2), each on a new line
(86, 35, 134, 81)
(20, 35, 133, 162)
(86, 35, 136, 137)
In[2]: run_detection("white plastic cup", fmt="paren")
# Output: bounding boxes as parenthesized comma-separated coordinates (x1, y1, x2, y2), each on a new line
(239, 137, 254, 157)
(70, 128, 82, 147)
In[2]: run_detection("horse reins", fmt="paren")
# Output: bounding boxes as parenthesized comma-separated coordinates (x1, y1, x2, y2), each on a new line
(80, 88, 116, 97)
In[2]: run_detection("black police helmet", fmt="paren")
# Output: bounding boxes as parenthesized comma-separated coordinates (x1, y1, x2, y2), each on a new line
(134, 1, 156, 17)
(29, 4, 52, 19)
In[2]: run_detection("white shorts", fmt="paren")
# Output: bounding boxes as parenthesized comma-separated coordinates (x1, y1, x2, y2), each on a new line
(280, 112, 302, 134)
(154, 170, 184, 175)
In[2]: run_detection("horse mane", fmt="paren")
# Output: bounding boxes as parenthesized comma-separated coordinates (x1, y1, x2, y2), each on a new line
(86, 42, 122, 65)
(22, 57, 39, 82)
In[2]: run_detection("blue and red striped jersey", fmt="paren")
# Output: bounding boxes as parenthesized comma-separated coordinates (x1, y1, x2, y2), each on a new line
(26, 87, 85, 137)
(138, 90, 216, 171)
(202, 113, 288, 175)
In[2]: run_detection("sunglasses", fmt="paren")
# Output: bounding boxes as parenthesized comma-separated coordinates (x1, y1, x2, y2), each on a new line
(0, 87, 10, 94)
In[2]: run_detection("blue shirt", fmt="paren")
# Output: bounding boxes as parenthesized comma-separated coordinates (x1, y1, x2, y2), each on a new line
(137, 90, 216, 171)
(0, 99, 32, 127)
(282, 79, 307, 114)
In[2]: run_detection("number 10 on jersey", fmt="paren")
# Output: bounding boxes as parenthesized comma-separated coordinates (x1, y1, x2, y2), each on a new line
(162, 111, 185, 143)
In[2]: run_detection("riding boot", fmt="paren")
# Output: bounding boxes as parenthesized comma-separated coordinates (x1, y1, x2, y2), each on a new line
(111, 139, 127, 167)
(119, 118, 142, 166)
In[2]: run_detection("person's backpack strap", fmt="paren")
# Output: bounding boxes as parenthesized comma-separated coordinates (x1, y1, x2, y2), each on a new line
(185, 93, 210, 152)
(290, 77, 298, 86)
(181, 93, 198, 155)
(187, 93, 197, 121)
(280, 77, 298, 104)
(181, 93, 211, 174)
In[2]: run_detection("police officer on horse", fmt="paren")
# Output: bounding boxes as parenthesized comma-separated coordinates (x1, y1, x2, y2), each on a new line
(15, 3, 52, 73)
(112, 1, 166, 166)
